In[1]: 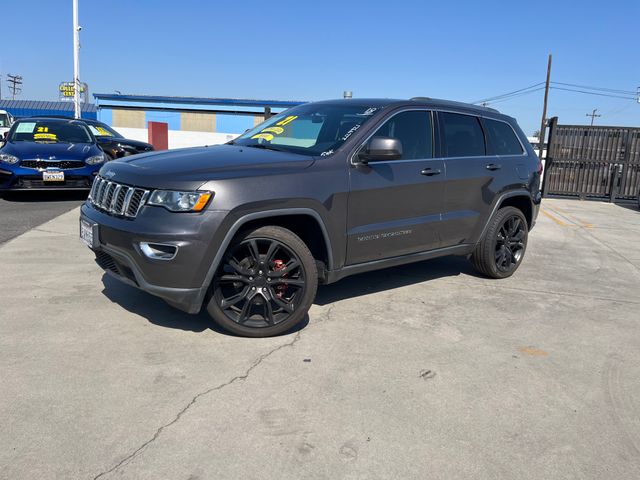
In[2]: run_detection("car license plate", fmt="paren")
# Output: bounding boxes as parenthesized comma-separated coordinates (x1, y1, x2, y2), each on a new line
(80, 219, 97, 248)
(43, 171, 65, 182)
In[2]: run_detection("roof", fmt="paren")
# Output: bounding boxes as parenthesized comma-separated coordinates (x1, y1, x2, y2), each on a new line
(93, 93, 304, 109)
(0, 99, 97, 113)
(282, 97, 501, 114)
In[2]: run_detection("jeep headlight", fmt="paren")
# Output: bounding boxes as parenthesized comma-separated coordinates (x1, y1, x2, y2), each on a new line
(0, 153, 19, 164)
(86, 154, 106, 165)
(147, 190, 213, 212)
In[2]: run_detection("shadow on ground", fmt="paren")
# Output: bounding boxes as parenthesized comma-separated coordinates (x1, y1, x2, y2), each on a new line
(100, 255, 478, 335)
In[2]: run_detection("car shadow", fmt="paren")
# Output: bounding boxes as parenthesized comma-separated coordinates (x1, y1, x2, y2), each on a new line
(315, 255, 479, 305)
(100, 255, 479, 336)
(1, 190, 88, 202)
(100, 274, 309, 337)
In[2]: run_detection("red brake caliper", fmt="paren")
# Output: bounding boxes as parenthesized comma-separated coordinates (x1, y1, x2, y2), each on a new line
(272, 260, 288, 298)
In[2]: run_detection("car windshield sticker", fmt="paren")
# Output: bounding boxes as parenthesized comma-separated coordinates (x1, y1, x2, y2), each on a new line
(89, 126, 113, 136)
(341, 124, 360, 141)
(15, 122, 36, 133)
(34, 133, 58, 141)
(358, 107, 379, 116)
(320, 149, 334, 156)
(251, 115, 298, 141)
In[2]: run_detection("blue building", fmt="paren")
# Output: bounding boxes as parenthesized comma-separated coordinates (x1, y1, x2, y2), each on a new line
(93, 94, 305, 134)
(0, 99, 97, 119)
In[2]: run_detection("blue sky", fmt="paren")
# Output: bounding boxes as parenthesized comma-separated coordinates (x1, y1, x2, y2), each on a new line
(2, 0, 638, 134)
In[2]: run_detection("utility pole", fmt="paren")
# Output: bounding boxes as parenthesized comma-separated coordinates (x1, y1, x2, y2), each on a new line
(586, 108, 601, 126)
(72, 0, 81, 119)
(538, 54, 552, 157)
(6, 74, 23, 100)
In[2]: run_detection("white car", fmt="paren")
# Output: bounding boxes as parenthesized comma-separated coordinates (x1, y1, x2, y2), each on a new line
(0, 110, 14, 139)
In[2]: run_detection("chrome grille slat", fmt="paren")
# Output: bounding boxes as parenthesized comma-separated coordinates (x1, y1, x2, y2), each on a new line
(88, 176, 149, 219)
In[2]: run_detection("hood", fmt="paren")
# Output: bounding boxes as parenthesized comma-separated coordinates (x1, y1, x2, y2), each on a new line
(97, 137, 153, 150)
(98, 144, 315, 190)
(2, 141, 101, 160)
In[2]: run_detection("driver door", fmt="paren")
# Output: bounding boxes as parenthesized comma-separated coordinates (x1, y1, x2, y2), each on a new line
(346, 110, 445, 265)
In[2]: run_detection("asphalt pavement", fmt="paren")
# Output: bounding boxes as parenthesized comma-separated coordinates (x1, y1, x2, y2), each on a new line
(0, 191, 86, 245)
(1, 199, 639, 479)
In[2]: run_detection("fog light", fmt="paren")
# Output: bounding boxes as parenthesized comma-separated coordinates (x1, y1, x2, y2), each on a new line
(139, 242, 178, 260)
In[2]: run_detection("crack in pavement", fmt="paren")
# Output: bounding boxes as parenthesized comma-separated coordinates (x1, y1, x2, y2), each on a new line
(91, 304, 337, 480)
(92, 330, 303, 479)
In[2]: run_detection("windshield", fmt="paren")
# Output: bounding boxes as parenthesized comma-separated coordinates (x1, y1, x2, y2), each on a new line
(0, 114, 10, 128)
(9, 120, 93, 144)
(87, 122, 123, 138)
(232, 103, 383, 156)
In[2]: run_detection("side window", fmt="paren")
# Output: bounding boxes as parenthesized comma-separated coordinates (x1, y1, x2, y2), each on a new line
(440, 112, 486, 157)
(369, 110, 433, 160)
(485, 118, 524, 155)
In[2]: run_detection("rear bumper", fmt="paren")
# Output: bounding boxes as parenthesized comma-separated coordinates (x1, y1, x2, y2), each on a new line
(81, 202, 229, 313)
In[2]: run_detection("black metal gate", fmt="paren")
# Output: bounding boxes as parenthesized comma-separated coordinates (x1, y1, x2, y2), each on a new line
(542, 117, 640, 202)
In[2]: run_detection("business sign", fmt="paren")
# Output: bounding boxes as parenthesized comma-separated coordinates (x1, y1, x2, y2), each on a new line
(59, 82, 88, 102)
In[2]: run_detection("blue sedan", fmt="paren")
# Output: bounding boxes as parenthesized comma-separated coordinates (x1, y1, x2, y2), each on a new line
(0, 117, 106, 191)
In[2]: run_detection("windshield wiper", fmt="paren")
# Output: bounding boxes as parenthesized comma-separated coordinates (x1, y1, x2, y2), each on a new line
(244, 143, 286, 152)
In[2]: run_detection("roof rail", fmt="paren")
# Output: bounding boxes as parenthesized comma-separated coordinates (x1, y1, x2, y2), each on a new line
(409, 96, 500, 113)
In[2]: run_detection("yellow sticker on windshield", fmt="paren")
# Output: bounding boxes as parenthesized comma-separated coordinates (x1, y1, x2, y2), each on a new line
(261, 126, 284, 135)
(276, 115, 297, 126)
(95, 127, 113, 136)
(250, 115, 298, 141)
(251, 133, 275, 141)
(34, 133, 57, 141)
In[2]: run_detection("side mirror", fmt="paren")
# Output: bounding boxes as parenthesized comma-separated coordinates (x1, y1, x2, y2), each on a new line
(358, 136, 402, 162)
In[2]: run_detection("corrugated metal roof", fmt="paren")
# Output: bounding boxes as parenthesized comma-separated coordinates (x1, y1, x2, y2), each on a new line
(93, 93, 304, 108)
(0, 99, 97, 112)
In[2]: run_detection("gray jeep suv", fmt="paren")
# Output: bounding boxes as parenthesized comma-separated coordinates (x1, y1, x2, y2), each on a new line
(80, 98, 542, 337)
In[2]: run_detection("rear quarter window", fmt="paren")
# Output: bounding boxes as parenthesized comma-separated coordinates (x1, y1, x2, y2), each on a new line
(485, 119, 524, 155)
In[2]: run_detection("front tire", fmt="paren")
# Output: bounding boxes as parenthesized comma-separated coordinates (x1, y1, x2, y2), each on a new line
(470, 206, 528, 279)
(207, 226, 318, 337)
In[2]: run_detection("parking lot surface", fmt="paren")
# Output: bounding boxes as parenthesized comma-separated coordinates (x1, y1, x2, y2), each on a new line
(1, 199, 639, 479)
(0, 191, 86, 245)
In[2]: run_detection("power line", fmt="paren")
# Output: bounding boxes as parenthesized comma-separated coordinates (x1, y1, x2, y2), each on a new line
(6, 74, 22, 100)
(472, 82, 545, 104)
(479, 87, 545, 105)
(550, 86, 635, 100)
(551, 81, 636, 96)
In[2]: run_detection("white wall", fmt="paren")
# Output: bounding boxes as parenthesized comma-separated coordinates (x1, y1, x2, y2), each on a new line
(116, 127, 240, 150)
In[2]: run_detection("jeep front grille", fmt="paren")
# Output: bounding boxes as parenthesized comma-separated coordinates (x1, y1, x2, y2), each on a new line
(89, 176, 150, 218)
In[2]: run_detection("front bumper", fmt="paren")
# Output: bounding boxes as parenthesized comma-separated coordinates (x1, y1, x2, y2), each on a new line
(0, 165, 98, 190)
(80, 202, 228, 314)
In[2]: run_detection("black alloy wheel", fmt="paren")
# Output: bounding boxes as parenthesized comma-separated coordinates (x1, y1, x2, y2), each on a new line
(470, 206, 529, 279)
(495, 215, 526, 273)
(207, 226, 317, 337)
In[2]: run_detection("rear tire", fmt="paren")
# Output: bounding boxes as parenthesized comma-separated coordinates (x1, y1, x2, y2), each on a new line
(206, 226, 318, 337)
(470, 206, 528, 279)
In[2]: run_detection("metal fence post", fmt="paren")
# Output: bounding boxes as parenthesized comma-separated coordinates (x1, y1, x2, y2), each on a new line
(541, 116, 557, 198)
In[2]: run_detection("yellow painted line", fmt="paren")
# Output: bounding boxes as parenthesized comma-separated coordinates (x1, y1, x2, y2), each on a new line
(540, 208, 568, 226)
(519, 346, 549, 357)
(549, 205, 593, 229)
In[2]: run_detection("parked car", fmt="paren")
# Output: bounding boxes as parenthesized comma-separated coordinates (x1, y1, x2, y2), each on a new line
(80, 98, 542, 337)
(0, 109, 14, 138)
(80, 119, 154, 159)
(0, 117, 106, 191)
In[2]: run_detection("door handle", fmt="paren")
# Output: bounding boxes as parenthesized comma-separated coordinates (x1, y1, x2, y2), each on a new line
(420, 168, 442, 176)
(486, 163, 502, 171)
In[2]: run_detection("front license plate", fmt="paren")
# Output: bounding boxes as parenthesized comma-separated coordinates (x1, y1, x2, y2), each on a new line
(43, 171, 65, 182)
(80, 219, 98, 248)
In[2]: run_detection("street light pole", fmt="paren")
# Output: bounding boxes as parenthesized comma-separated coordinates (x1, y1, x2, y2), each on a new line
(72, 0, 81, 119)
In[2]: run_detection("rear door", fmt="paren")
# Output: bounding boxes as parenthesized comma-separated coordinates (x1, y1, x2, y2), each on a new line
(438, 111, 501, 246)
(346, 110, 445, 265)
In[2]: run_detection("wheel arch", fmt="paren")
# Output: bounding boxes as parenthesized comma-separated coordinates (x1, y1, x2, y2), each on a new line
(194, 208, 334, 309)
(477, 190, 534, 244)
